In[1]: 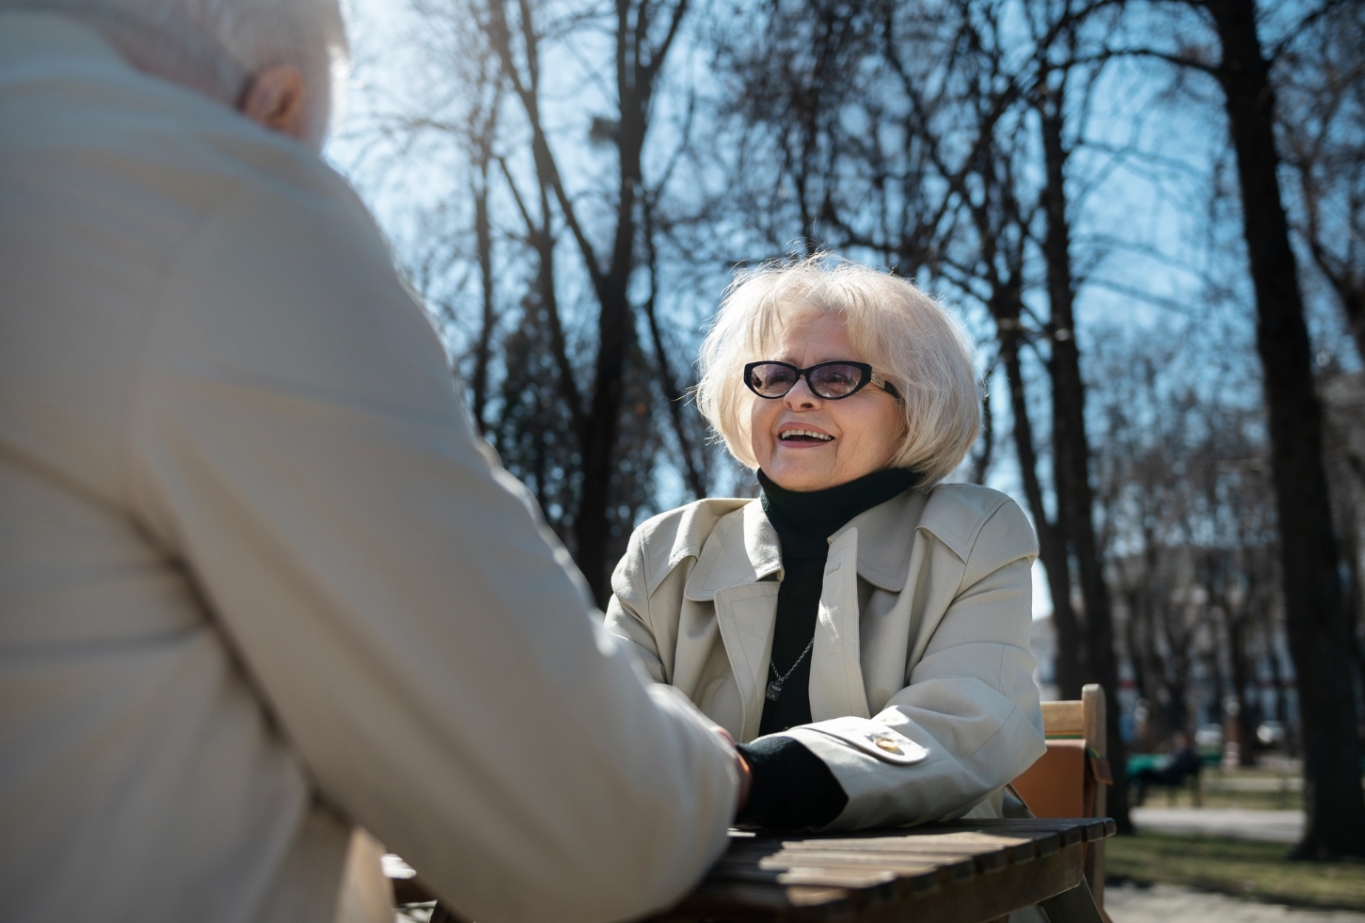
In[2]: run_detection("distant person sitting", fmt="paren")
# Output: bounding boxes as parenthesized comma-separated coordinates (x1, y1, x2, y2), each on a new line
(1130, 732, 1202, 805)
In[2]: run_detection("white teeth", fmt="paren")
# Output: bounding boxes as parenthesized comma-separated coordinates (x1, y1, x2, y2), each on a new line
(780, 429, 834, 442)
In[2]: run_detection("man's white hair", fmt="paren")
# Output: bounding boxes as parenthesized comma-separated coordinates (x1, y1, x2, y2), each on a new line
(1, 0, 348, 140)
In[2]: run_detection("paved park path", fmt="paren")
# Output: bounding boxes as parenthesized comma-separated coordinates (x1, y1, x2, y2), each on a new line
(1131, 806, 1304, 843)
(1107, 882, 1365, 923)
(1113, 807, 1365, 921)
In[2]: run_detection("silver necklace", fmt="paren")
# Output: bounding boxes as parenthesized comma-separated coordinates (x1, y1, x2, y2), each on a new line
(766, 638, 815, 701)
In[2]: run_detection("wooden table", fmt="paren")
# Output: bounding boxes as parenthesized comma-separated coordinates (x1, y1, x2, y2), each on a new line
(640, 818, 1114, 923)
(393, 818, 1113, 923)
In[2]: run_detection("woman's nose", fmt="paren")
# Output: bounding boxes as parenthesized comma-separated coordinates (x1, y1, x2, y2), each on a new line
(784, 376, 821, 408)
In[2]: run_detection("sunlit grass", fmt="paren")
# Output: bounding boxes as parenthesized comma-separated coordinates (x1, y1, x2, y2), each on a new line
(1107, 832, 1365, 911)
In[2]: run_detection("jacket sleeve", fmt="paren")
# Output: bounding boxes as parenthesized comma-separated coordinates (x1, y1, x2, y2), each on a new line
(774, 498, 1046, 830)
(125, 179, 738, 923)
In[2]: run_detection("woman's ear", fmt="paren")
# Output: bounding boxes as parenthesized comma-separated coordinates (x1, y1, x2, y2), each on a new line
(239, 65, 308, 141)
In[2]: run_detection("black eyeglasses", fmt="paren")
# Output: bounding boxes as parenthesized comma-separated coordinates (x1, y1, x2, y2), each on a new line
(743, 360, 900, 400)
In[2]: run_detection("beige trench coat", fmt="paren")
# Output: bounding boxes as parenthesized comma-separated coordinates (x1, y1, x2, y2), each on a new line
(606, 483, 1048, 831)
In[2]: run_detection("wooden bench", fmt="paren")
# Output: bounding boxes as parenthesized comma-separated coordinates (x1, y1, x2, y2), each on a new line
(1010, 684, 1114, 911)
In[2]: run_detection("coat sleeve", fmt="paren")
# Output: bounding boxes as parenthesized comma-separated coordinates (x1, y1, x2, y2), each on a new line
(774, 498, 1047, 830)
(126, 179, 737, 923)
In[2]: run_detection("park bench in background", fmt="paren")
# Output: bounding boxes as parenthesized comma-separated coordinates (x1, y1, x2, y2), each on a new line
(1010, 684, 1114, 913)
(1127, 745, 1205, 807)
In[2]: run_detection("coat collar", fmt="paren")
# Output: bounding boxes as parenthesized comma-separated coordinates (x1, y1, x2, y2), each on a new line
(683, 501, 782, 601)
(682, 486, 928, 600)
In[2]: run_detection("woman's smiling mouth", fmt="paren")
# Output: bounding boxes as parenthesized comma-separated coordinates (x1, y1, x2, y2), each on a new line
(779, 429, 834, 443)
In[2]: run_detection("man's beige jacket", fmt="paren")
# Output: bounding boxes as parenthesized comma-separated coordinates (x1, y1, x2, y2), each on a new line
(605, 484, 1048, 830)
(0, 14, 739, 923)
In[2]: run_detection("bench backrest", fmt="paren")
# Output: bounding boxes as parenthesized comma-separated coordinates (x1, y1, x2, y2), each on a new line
(1010, 684, 1110, 910)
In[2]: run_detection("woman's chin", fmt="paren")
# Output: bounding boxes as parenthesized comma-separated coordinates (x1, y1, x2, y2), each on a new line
(763, 462, 834, 492)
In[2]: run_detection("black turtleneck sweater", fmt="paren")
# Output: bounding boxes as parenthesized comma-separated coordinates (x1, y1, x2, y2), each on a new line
(734, 467, 919, 831)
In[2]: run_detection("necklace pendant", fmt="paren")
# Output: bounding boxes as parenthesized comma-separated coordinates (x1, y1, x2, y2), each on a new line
(765, 678, 783, 701)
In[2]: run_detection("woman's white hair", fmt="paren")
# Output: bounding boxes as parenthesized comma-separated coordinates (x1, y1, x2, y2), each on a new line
(695, 255, 980, 487)
(1, 0, 349, 141)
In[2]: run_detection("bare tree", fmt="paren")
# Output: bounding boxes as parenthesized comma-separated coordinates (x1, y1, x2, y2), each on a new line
(1274, 0, 1365, 362)
(1203, 0, 1364, 858)
(366, 0, 714, 601)
(476, 0, 701, 600)
(1095, 0, 1365, 856)
(1091, 319, 1279, 765)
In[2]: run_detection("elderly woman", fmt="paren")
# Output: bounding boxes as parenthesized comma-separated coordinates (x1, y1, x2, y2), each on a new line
(605, 257, 1046, 834)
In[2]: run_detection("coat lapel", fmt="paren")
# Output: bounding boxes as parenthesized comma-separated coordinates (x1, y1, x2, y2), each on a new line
(809, 527, 871, 721)
(811, 489, 926, 721)
(712, 583, 780, 740)
(678, 489, 929, 738)
(684, 502, 782, 741)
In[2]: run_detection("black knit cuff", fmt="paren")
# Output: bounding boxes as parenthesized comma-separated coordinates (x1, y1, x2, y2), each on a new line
(736, 736, 849, 831)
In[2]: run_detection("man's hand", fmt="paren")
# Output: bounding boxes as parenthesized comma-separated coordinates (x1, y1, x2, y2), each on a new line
(713, 728, 752, 816)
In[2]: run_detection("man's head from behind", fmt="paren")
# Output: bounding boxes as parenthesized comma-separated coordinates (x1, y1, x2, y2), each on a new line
(1, 0, 348, 148)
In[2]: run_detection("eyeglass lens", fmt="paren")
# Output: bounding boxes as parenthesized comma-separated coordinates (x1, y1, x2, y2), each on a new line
(747, 362, 867, 399)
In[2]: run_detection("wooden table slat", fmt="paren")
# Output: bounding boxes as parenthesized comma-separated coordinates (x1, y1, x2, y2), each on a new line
(751, 849, 977, 883)
(762, 828, 1061, 865)
(912, 832, 1042, 864)
(735, 849, 972, 881)
(709, 862, 901, 891)
(935, 822, 1081, 848)
(1026, 831, 1061, 856)
(753, 841, 999, 873)
(932, 817, 1115, 841)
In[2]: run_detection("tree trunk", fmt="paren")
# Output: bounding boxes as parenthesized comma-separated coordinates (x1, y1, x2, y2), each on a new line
(1206, 0, 1365, 858)
(1139, 528, 1168, 736)
(573, 153, 640, 603)
(642, 200, 707, 500)
(1038, 84, 1130, 832)
(1339, 493, 1365, 771)
(573, 0, 662, 602)
(1001, 322, 1084, 700)
(471, 159, 495, 434)
(1228, 611, 1257, 767)
(1123, 588, 1158, 749)
(574, 276, 633, 602)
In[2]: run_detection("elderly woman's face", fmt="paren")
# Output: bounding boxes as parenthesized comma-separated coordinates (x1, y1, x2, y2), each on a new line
(750, 312, 903, 491)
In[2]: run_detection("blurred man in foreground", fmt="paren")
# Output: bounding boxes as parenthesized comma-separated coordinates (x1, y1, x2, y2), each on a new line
(0, 2, 743, 921)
